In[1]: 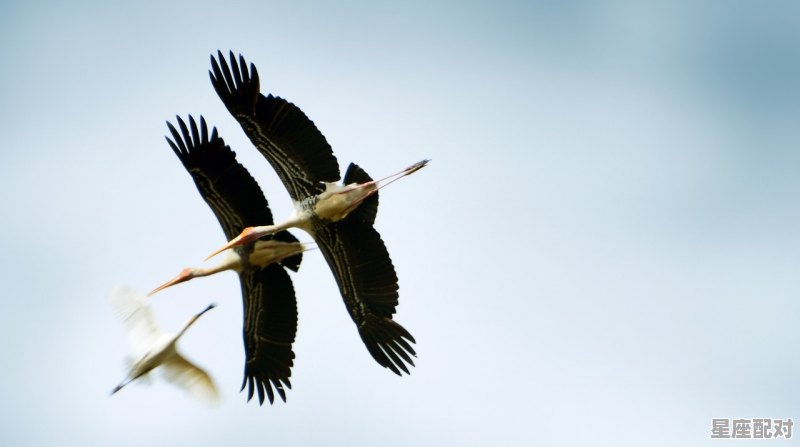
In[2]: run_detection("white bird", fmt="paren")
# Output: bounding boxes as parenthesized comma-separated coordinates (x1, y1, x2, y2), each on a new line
(109, 286, 219, 405)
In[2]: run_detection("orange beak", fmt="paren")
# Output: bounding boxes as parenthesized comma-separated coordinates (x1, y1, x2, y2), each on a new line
(148, 268, 194, 297)
(204, 227, 260, 261)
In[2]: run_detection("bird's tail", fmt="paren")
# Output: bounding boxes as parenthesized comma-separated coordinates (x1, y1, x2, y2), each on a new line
(341, 160, 430, 225)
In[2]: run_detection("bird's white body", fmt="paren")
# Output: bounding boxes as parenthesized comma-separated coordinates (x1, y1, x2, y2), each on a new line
(217, 161, 429, 256)
(212, 240, 305, 272)
(125, 333, 178, 379)
(110, 286, 219, 405)
(286, 182, 377, 234)
(311, 182, 377, 223)
(248, 239, 306, 268)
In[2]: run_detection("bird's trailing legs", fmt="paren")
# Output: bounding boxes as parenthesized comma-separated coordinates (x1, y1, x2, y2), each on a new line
(335, 159, 429, 216)
(205, 159, 429, 260)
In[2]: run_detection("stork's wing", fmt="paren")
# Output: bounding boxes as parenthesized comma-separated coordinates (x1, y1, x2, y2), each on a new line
(314, 219, 416, 375)
(109, 285, 163, 357)
(166, 115, 301, 268)
(166, 115, 275, 241)
(239, 264, 298, 404)
(209, 51, 340, 201)
(342, 162, 379, 225)
(161, 353, 220, 406)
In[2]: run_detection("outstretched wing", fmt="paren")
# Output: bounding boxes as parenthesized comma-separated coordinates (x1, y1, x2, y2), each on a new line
(161, 353, 221, 406)
(109, 285, 163, 357)
(341, 162, 379, 225)
(239, 264, 298, 404)
(209, 50, 340, 201)
(313, 219, 416, 375)
(166, 115, 301, 268)
(166, 115, 275, 241)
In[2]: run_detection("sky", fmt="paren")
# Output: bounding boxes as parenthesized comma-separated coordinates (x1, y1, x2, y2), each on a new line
(1, 1, 799, 445)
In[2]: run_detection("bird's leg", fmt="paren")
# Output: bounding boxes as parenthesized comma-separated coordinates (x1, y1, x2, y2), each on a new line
(337, 159, 430, 215)
(336, 159, 430, 195)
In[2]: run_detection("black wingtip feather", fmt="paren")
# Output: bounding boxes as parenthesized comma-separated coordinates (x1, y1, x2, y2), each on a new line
(358, 315, 417, 376)
(256, 379, 266, 405)
(209, 50, 259, 118)
(241, 373, 292, 405)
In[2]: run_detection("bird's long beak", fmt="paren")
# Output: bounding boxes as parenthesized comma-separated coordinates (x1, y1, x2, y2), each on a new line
(204, 227, 259, 261)
(148, 268, 194, 297)
(197, 303, 217, 316)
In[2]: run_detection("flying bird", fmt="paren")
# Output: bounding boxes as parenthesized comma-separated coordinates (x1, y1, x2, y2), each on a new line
(151, 115, 306, 405)
(206, 51, 427, 376)
(109, 285, 219, 405)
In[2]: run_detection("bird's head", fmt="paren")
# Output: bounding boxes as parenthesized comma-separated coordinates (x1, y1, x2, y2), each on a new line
(148, 268, 196, 297)
(204, 227, 261, 261)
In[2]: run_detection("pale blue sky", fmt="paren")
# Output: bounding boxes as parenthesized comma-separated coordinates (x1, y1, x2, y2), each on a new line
(1, 1, 799, 446)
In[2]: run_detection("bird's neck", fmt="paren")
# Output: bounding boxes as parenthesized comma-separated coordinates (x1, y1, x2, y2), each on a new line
(197, 249, 243, 275)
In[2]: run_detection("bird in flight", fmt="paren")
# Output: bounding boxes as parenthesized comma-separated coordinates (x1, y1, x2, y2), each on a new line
(149, 115, 306, 405)
(205, 51, 427, 376)
(109, 285, 219, 406)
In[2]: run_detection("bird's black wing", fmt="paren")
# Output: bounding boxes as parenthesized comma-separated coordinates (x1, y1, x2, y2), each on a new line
(167, 115, 300, 404)
(166, 115, 301, 270)
(166, 115, 275, 241)
(210, 50, 340, 202)
(240, 264, 298, 404)
(314, 218, 416, 375)
(342, 162, 379, 225)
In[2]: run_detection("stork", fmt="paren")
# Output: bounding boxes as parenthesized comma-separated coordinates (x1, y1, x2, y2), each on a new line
(206, 51, 427, 376)
(150, 115, 305, 405)
(109, 285, 219, 406)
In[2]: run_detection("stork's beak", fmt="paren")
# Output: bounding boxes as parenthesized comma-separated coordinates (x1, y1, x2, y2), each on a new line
(148, 268, 194, 297)
(204, 227, 259, 261)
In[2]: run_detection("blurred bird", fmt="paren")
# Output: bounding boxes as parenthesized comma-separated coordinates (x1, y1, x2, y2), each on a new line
(150, 115, 306, 405)
(206, 51, 426, 376)
(109, 286, 219, 405)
